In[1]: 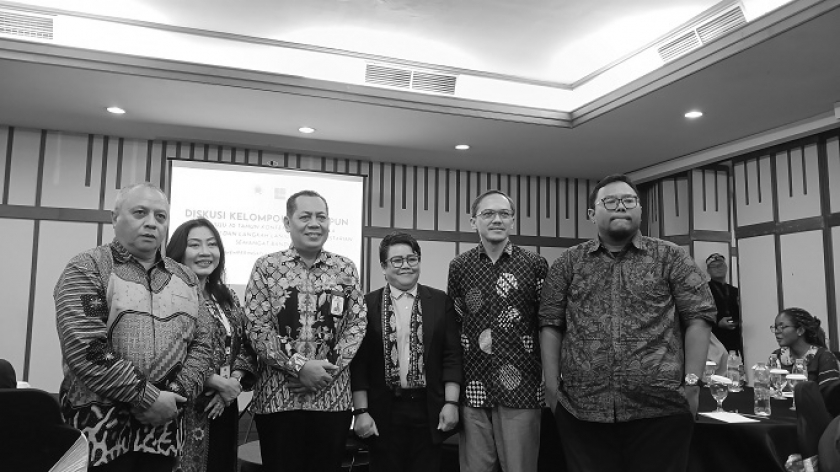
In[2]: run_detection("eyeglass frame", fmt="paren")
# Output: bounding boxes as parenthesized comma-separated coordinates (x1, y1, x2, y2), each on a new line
(596, 195, 640, 211)
(769, 324, 796, 333)
(475, 209, 515, 221)
(387, 254, 421, 268)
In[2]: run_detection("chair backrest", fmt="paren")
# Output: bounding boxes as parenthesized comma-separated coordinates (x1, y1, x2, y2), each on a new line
(0, 388, 87, 472)
(795, 381, 834, 459)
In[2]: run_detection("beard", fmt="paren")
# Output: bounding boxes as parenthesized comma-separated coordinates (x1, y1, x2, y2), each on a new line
(605, 220, 639, 241)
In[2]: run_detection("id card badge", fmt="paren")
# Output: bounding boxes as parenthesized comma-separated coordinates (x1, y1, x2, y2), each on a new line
(330, 291, 345, 316)
(220, 365, 231, 379)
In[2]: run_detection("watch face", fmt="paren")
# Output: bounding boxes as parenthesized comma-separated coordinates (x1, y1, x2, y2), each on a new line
(685, 374, 699, 385)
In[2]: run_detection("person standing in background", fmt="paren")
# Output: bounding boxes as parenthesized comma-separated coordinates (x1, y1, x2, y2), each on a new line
(706, 253, 744, 357)
(244, 190, 367, 472)
(447, 190, 548, 472)
(55, 182, 215, 471)
(167, 218, 258, 472)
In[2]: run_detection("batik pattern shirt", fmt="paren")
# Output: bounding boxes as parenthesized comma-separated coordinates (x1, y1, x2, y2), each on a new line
(54, 240, 215, 466)
(539, 233, 716, 423)
(244, 247, 367, 414)
(447, 242, 548, 408)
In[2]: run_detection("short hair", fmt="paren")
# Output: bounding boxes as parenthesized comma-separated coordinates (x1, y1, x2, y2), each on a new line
(286, 190, 329, 218)
(166, 218, 234, 310)
(588, 174, 641, 210)
(779, 307, 827, 348)
(379, 231, 421, 266)
(470, 190, 516, 217)
(114, 182, 168, 212)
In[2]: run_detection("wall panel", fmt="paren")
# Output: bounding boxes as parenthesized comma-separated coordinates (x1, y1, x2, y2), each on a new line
(392, 165, 416, 229)
(416, 167, 436, 230)
(734, 156, 774, 227)
(0, 219, 34, 378)
(833, 227, 840, 342)
(557, 178, 577, 238)
(539, 246, 567, 265)
(737, 235, 779, 384)
(437, 169, 457, 231)
(692, 169, 729, 232)
(40, 132, 100, 209)
(370, 162, 393, 227)
(7, 128, 41, 206)
(29, 221, 99, 390)
(458, 170, 478, 233)
(576, 179, 596, 239)
(417, 241, 458, 291)
(662, 177, 689, 236)
(780, 230, 828, 320)
(826, 136, 840, 214)
(518, 176, 538, 237)
(0, 126, 9, 202)
(776, 145, 821, 222)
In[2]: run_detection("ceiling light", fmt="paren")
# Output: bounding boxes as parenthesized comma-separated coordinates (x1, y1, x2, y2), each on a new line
(298, 127, 316, 134)
(106, 106, 126, 115)
(685, 110, 703, 119)
(455, 144, 470, 150)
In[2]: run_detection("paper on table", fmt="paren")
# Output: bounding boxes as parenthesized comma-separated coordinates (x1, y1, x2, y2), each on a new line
(699, 412, 760, 423)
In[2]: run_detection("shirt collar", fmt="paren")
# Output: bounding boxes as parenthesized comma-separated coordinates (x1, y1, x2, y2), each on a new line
(389, 284, 418, 299)
(287, 245, 333, 267)
(587, 231, 645, 255)
(110, 239, 164, 268)
(477, 240, 514, 259)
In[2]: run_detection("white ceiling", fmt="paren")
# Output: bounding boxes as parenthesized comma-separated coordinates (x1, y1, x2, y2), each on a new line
(0, 0, 838, 180)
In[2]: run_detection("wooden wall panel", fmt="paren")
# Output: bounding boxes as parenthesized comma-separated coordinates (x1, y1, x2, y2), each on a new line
(418, 240, 458, 291)
(833, 227, 840, 342)
(370, 162, 393, 227)
(662, 177, 690, 236)
(734, 156, 774, 227)
(776, 144, 821, 222)
(29, 221, 99, 390)
(538, 177, 557, 238)
(645, 184, 661, 238)
(576, 179, 596, 240)
(827, 136, 840, 214)
(437, 169, 457, 231)
(0, 126, 9, 202)
(692, 169, 729, 232)
(458, 170, 478, 233)
(119, 139, 151, 190)
(392, 165, 415, 229)
(7, 128, 41, 206)
(780, 230, 828, 319)
(557, 178, 577, 238)
(416, 167, 436, 230)
(737, 235, 779, 383)
(40, 132, 99, 210)
(539, 246, 567, 265)
(0, 219, 34, 379)
(518, 176, 538, 237)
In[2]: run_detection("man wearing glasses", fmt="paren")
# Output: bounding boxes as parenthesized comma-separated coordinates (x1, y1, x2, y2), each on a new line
(706, 253, 743, 356)
(539, 174, 716, 472)
(447, 190, 549, 472)
(350, 232, 463, 471)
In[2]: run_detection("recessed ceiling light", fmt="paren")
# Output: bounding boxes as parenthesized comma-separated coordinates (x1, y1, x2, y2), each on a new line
(298, 127, 316, 134)
(455, 144, 470, 150)
(685, 110, 703, 119)
(106, 106, 126, 115)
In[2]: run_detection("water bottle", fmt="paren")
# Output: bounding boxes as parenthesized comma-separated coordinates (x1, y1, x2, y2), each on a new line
(753, 362, 772, 416)
(727, 350, 742, 392)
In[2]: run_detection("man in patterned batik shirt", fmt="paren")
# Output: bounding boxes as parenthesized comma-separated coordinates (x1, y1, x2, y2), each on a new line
(244, 190, 367, 472)
(54, 182, 215, 471)
(447, 189, 548, 472)
(539, 174, 716, 472)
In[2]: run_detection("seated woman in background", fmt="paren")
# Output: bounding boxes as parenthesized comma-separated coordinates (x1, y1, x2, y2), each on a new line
(167, 218, 257, 472)
(770, 307, 840, 388)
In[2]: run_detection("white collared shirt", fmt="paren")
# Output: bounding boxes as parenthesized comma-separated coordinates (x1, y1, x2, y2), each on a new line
(389, 284, 423, 387)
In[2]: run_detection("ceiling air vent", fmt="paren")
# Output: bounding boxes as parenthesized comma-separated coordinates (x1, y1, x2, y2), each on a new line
(0, 9, 54, 40)
(364, 63, 457, 95)
(657, 4, 746, 63)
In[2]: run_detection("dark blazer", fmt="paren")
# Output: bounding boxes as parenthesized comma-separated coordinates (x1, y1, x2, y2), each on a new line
(350, 284, 463, 444)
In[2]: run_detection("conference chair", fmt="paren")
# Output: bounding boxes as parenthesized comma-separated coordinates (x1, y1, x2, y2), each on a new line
(0, 388, 88, 472)
(795, 381, 833, 460)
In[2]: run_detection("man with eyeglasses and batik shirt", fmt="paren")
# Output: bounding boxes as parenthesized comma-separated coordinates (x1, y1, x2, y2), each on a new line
(350, 232, 463, 472)
(447, 190, 549, 472)
(539, 174, 716, 472)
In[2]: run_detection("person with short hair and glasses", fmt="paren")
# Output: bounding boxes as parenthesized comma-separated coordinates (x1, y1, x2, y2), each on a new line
(539, 173, 716, 472)
(705, 253, 744, 357)
(769, 307, 840, 389)
(350, 231, 463, 472)
(447, 189, 549, 472)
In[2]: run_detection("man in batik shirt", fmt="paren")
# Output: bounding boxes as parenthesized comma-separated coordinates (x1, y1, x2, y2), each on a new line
(539, 174, 716, 472)
(244, 190, 367, 472)
(55, 182, 215, 471)
(447, 189, 548, 472)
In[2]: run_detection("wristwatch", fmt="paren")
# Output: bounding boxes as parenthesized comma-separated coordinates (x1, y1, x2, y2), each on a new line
(684, 373, 704, 387)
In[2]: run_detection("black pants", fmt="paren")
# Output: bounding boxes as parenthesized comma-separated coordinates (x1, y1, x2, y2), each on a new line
(554, 402, 694, 472)
(369, 397, 441, 472)
(255, 410, 353, 472)
(207, 398, 239, 472)
(90, 452, 175, 472)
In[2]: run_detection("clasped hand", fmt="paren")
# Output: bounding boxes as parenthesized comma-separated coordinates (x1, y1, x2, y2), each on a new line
(287, 360, 338, 394)
(132, 391, 186, 426)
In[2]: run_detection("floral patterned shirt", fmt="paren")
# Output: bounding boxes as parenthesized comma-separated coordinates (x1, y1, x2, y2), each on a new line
(447, 242, 548, 409)
(244, 247, 367, 414)
(539, 233, 716, 423)
(770, 346, 840, 387)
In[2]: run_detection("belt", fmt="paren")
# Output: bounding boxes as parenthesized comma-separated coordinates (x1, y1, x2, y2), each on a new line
(393, 387, 427, 401)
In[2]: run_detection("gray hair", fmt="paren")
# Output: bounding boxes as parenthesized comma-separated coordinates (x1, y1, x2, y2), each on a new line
(114, 182, 169, 212)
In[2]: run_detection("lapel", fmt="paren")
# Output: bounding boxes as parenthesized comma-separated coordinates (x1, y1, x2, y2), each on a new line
(418, 284, 436, 365)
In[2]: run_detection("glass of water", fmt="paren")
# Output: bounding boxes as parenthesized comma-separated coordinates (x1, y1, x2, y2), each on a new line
(786, 374, 807, 410)
(770, 369, 788, 399)
(710, 375, 731, 412)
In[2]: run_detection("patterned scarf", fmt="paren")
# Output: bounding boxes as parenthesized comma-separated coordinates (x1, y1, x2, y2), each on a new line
(381, 285, 425, 389)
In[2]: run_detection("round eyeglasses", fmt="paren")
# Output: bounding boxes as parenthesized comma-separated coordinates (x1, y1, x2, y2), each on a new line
(597, 196, 639, 211)
(388, 255, 421, 268)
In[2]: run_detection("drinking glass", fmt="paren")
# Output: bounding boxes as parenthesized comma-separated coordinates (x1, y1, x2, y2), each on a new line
(703, 361, 716, 387)
(710, 377, 730, 412)
(786, 373, 807, 410)
(793, 359, 807, 376)
(770, 368, 789, 399)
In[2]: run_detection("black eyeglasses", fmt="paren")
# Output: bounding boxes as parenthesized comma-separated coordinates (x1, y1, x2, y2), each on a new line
(597, 196, 639, 211)
(770, 324, 795, 333)
(476, 209, 515, 221)
(388, 255, 421, 268)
